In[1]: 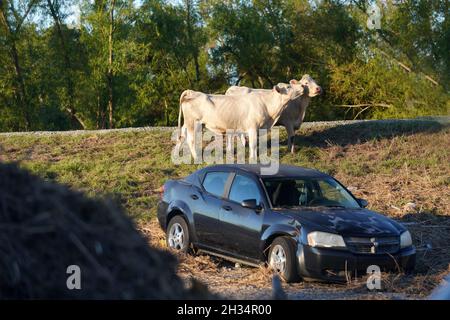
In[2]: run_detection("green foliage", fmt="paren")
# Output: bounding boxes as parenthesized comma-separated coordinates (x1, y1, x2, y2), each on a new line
(329, 56, 449, 119)
(382, 0, 450, 89)
(0, 0, 448, 132)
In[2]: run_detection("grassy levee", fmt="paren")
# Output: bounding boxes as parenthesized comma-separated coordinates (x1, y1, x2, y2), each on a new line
(1, 119, 447, 223)
(1, 118, 449, 297)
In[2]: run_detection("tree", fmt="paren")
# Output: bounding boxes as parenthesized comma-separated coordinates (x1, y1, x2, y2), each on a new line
(0, 0, 38, 130)
(107, 0, 115, 128)
(0, 0, 448, 132)
(329, 55, 448, 119)
(46, 0, 86, 128)
(184, 0, 201, 82)
(79, 0, 131, 129)
(204, 0, 279, 88)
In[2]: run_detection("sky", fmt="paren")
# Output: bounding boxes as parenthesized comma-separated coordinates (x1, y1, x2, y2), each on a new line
(27, 0, 183, 27)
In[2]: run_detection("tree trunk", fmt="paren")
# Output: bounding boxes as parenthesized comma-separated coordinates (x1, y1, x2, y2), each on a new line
(164, 98, 169, 126)
(257, 76, 264, 88)
(107, 0, 115, 129)
(0, 3, 31, 130)
(46, 0, 86, 129)
(185, 0, 200, 82)
(193, 52, 200, 83)
(96, 94, 102, 129)
(234, 72, 247, 86)
(10, 41, 31, 130)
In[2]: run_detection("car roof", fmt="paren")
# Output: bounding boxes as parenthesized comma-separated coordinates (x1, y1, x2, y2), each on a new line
(201, 164, 329, 178)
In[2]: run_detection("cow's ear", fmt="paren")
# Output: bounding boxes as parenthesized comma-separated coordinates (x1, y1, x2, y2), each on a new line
(289, 79, 298, 85)
(273, 85, 281, 93)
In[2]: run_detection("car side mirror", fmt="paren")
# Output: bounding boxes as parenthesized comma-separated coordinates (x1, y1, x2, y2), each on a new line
(241, 199, 263, 212)
(358, 198, 368, 208)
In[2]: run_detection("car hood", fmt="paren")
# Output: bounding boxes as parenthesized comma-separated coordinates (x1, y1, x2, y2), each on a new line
(276, 207, 405, 237)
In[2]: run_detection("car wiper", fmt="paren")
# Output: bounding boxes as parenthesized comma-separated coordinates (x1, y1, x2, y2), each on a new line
(275, 205, 301, 209)
(307, 205, 346, 209)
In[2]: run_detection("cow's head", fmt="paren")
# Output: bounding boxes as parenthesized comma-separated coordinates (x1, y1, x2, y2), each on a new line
(290, 74, 322, 97)
(273, 84, 303, 105)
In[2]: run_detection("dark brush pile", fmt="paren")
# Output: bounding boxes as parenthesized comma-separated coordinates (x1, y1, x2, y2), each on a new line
(402, 212, 450, 274)
(0, 163, 212, 299)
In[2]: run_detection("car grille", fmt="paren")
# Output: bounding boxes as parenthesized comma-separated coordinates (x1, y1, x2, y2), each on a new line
(345, 236, 400, 254)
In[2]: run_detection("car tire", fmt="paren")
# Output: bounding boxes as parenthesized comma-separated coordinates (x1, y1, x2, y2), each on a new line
(166, 215, 190, 253)
(268, 237, 300, 283)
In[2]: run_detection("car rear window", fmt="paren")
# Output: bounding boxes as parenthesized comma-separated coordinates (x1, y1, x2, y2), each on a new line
(202, 172, 229, 197)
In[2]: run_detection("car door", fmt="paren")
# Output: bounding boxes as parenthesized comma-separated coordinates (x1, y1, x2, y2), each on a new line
(192, 171, 232, 248)
(218, 173, 265, 260)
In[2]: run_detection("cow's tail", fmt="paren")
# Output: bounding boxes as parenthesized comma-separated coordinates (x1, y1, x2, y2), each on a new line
(178, 90, 191, 141)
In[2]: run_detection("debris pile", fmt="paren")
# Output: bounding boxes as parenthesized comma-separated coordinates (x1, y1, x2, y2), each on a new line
(401, 212, 450, 274)
(0, 163, 212, 299)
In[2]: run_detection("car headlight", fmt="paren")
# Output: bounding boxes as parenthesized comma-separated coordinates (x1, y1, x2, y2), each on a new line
(307, 231, 346, 248)
(400, 231, 412, 248)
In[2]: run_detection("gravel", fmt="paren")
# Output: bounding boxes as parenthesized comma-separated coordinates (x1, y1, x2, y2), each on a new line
(1, 116, 448, 137)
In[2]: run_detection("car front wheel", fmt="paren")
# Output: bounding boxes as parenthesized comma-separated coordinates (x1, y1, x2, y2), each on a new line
(268, 237, 300, 283)
(166, 215, 190, 252)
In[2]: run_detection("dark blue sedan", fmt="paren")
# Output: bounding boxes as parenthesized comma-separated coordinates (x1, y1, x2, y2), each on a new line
(157, 164, 415, 282)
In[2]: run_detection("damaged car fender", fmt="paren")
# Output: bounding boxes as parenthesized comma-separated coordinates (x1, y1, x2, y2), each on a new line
(261, 222, 301, 254)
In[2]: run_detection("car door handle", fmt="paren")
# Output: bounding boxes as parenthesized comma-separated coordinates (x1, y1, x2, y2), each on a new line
(222, 205, 232, 211)
(190, 194, 199, 200)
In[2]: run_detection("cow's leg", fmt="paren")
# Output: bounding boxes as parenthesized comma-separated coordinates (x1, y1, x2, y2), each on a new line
(179, 125, 187, 144)
(248, 129, 257, 163)
(186, 124, 198, 161)
(286, 124, 295, 154)
(226, 132, 245, 154)
(240, 133, 246, 147)
(226, 133, 232, 154)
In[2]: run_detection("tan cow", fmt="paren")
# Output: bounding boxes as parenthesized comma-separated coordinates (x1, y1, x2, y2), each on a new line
(226, 75, 322, 153)
(178, 85, 304, 162)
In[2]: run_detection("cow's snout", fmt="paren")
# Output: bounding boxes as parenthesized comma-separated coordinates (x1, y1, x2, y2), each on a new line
(316, 86, 322, 94)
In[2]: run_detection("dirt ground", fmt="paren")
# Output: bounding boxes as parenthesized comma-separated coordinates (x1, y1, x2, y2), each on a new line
(140, 219, 448, 300)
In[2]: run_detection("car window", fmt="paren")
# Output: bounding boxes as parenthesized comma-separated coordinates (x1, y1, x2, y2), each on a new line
(229, 175, 261, 204)
(317, 180, 358, 208)
(263, 178, 360, 209)
(264, 179, 309, 207)
(202, 172, 229, 197)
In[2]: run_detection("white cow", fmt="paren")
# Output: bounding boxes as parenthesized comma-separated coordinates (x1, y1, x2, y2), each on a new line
(226, 75, 322, 153)
(178, 85, 304, 162)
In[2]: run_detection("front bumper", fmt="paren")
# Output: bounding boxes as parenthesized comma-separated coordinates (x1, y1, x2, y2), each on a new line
(297, 244, 416, 282)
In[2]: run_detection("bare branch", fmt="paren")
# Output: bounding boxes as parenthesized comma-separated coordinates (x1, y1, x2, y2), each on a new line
(353, 106, 371, 120)
(9, 0, 38, 33)
(16, 0, 38, 32)
(334, 104, 392, 108)
(378, 50, 439, 86)
(424, 75, 439, 86)
(379, 50, 411, 72)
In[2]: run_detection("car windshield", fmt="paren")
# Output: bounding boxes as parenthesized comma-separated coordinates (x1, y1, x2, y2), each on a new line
(263, 177, 361, 209)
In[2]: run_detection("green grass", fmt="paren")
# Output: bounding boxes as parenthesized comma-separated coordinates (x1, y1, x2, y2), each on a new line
(1, 120, 449, 223)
